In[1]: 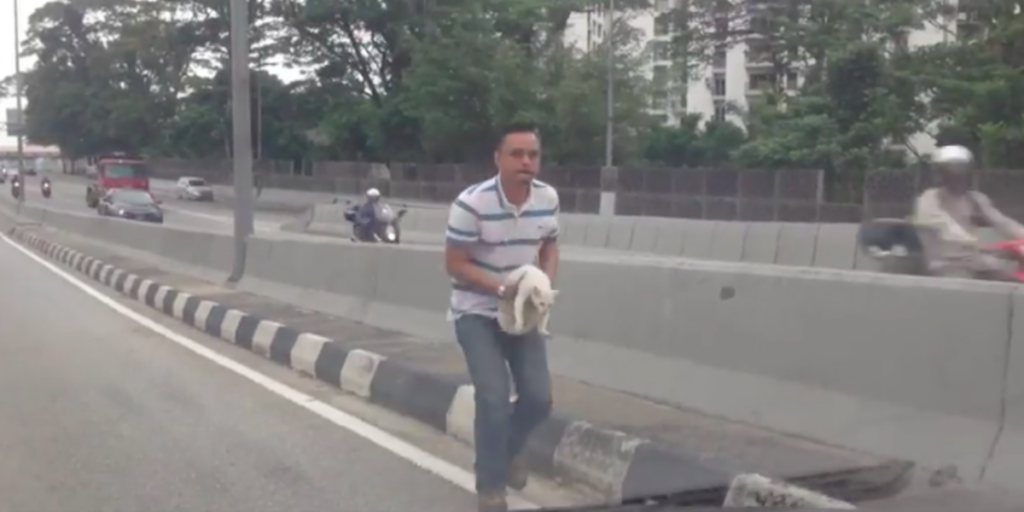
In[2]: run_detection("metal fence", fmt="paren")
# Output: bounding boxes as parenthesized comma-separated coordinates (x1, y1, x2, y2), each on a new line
(146, 158, 1024, 223)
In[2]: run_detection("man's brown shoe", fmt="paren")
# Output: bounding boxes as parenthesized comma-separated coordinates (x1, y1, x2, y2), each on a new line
(507, 454, 529, 491)
(477, 490, 508, 512)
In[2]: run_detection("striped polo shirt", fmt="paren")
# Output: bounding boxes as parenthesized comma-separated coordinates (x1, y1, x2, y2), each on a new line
(445, 176, 560, 320)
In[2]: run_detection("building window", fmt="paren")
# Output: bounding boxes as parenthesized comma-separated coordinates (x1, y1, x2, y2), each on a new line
(748, 72, 776, 92)
(747, 41, 772, 63)
(749, 15, 772, 35)
(714, 18, 729, 39)
(712, 73, 726, 96)
(712, 45, 727, 68)
(652, 41, 671, 61)
(652, 65, 669, 88)
(654, 13, 671, 36)
(785, 71, 798, 90)
(713, 100, 727, 122)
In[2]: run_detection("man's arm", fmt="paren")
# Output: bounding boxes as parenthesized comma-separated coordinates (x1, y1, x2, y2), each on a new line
(444, 198, 504, 296)
(973, 192, 1024, 240)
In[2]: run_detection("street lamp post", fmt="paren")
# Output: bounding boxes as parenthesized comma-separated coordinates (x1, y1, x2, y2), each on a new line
(604, 0, 614, 169)
(600, 0, 617, 217)
(13, 0, 24, 205)
(228, 0, 255, 282)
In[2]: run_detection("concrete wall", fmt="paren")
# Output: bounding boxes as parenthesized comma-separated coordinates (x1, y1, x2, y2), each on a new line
(11, 203, 1024, 493)
(299, 203, 882, 271)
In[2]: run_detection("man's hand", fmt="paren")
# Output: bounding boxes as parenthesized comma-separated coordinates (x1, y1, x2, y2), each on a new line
(498, 274, 524, 300)
(498, 284, 517, 300)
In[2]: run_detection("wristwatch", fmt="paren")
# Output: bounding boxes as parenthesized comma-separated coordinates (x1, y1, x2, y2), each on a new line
(496, 285, 506, 298)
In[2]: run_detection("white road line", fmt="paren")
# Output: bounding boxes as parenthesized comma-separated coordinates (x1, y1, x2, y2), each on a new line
(0, 234, 538, 510)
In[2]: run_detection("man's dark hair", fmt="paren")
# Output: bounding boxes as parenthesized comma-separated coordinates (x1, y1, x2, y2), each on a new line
(495, 123, 539, 150)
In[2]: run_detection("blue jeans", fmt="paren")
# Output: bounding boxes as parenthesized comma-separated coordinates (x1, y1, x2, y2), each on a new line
(454, 314, 553, 492)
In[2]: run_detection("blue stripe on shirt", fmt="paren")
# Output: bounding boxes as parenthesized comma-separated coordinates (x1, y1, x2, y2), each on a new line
(478, 208, 557, 222)
(454, 199, 480, 217)
(470, 259, 522, 273)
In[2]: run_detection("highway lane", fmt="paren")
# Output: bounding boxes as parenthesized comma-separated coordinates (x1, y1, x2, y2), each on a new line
(0, 236, 489, 512)
(14, 174, 295, 234)
(28, 172, 642, 256)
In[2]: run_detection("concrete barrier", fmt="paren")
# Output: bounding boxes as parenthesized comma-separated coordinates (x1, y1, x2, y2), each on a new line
(298, 203, 1010, 274)
(11, 201, 1024, 492)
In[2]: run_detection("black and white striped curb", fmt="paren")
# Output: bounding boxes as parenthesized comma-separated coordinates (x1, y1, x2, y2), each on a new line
(14, 228, 761, 504)
(722, 474, 855, 509)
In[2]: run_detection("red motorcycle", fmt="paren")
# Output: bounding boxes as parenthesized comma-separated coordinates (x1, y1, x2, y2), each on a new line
(858, 218, 1024, 282)
(985, 239, 1024, 281)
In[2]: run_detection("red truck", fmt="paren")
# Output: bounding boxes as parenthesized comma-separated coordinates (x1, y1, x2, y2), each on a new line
(85, 153, 151, 208)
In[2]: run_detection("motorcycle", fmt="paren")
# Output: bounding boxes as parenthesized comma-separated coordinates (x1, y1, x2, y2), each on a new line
(857, 218, 1024, 282)
(343, 201, 408, 244)
(10, 177, 21, 199)
(41, 178, 52, 199)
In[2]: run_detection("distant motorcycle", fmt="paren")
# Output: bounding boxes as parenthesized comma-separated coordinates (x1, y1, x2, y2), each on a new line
(858, 218, 1024, 282)
(11, 176, 21, 199)
(41, 178, 52, 199)
(343, 201, 408, 244)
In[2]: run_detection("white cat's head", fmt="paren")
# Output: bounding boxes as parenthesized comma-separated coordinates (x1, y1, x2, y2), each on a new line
(530, 288, 559, 310)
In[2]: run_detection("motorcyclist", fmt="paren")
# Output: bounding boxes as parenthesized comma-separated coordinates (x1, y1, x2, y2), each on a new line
(353, 188, 382, 240)
(912, 145, 1024, 281)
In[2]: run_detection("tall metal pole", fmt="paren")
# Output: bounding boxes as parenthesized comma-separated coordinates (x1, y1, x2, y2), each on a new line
(604, 0, 614, 168)
(13, 0, 24, 205)
(228, 0, 254, 283)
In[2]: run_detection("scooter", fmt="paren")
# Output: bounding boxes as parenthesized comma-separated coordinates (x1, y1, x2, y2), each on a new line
(10, 177, 21, 199)
(41, 178, 52, 199)
(343, 200, 408, 244)
(857, 218, 1024, 282)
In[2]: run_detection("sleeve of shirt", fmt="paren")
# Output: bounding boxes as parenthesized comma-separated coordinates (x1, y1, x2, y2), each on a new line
(446, 196, 479, 245)
(974, 192, 1024, 240)
(543, 190, 560, 241)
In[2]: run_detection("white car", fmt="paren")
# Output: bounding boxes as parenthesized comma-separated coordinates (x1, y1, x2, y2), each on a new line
(175, 176, 214, 201)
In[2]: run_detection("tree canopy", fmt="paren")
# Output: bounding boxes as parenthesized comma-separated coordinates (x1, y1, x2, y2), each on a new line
(11, 0, 1024, 171)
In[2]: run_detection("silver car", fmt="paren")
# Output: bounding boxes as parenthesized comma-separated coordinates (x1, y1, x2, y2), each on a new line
(175, 176, 214, 201)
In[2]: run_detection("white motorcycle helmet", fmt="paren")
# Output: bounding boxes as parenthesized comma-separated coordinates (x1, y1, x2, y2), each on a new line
(934, 145, 974, 166)
(933, 145, 974, 191)
(366, 187, 381, 201)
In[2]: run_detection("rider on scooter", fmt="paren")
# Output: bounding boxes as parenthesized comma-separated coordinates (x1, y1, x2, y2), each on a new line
(912, 145, 1024, 281)
(353, 188, 382, 241)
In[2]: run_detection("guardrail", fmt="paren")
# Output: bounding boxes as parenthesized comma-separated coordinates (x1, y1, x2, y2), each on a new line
(7, 201, 1023, 493)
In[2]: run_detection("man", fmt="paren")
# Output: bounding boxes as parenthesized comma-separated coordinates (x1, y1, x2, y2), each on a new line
(912, 144, 1024, 281)
(353, 187, 382, 241)
(444, 124, 559, 512)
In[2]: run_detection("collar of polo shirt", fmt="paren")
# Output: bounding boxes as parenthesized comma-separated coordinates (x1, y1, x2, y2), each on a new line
(494, 176, 534, 214)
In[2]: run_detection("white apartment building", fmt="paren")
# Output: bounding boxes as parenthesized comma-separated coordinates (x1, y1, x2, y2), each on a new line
(562, 0, 975, 157)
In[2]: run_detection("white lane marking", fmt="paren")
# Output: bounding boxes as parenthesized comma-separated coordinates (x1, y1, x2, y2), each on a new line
(0, 234, 538, 510)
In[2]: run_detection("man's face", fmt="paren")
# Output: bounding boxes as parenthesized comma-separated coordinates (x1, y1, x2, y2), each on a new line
(940, 163, 972, 194)
(495, 132, 540, 183)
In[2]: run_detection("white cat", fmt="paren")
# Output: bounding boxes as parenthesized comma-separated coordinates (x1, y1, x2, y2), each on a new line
(497, 264, 559, 336)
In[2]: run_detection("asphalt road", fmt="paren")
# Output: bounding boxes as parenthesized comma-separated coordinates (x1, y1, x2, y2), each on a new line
(0, 236, 487, 512)
(12, 173, 296, 235)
